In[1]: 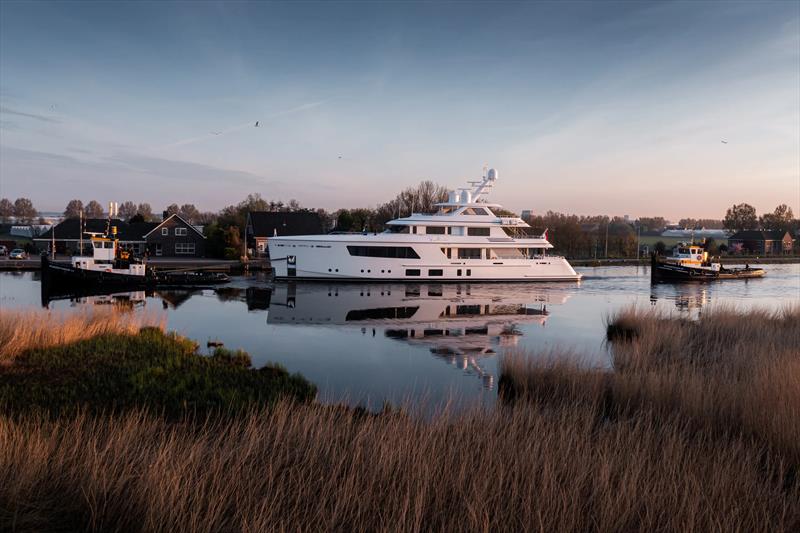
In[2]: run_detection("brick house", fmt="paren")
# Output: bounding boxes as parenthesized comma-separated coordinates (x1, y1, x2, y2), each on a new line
(727, 230, 794, 255)
(143, 214, 206, 257)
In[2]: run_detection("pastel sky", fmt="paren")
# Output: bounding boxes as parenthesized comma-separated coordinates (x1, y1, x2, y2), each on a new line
(1, 1, 798, 220)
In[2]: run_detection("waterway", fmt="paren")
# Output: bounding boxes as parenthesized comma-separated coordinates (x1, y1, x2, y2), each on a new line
(2, 264, 798, 409)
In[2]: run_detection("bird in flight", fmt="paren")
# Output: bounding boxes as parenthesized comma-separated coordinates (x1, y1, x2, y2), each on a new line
(720, 140, 728, 144)
(210, 131, 222, 135)
(254, 121, 259, 127)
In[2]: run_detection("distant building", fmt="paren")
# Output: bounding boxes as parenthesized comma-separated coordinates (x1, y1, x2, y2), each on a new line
(246, 211, 324, 256)
(727, 230, 794, 255)
(661, 228, 728, 240)
(34, 214, 206, 257)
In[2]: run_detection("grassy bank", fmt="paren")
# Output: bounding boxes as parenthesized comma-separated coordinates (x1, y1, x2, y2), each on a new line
(1, 307, 798, 531)
(0, 309, 316, 416)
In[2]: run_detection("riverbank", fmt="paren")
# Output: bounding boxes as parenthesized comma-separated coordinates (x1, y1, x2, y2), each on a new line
(1, 306, 798, 531)
(0, 256, 270, 272)
(570, 254, 800, 266)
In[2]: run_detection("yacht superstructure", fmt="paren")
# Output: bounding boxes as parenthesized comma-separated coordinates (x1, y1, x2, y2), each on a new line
(269, 168, 581, 282)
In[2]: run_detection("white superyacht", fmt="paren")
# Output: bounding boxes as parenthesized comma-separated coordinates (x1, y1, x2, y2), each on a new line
(269, 168, 581, 282)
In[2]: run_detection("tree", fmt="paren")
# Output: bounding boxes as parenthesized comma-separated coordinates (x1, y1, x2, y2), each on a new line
(13, 198, 37, 223)
(178, 204, 200, 223)
(83, 200, 104, 219)
(654, 241, 666, 255)
(129, 213, 145, 223)
(63, 199, 84, 218)
(164, 204, 179, 218)
(759, 204, 794, 232)
(118, 201, 139, 221)
(723, 203, 757, 232)
(637, 217, 667, 232)
(0, 198, 14, 222)
(137, 203, 154, 221)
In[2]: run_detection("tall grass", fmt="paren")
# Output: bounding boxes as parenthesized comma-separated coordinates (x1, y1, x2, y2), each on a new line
(1, 306, 797, 531)
(502, 304, 800, 461)
(2, 402, 797, 532)
(0, 308, 163, 362)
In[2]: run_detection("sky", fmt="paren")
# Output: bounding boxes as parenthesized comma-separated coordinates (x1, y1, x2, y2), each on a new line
(0, 1, 798, 220)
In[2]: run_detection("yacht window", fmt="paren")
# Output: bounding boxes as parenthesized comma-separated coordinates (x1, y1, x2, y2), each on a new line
(426, 226, 446, 235)
(467, 227, 490, 236)
(463, 208, 490, 216)
(428, 269, 443, 276)
(103, 242, 113, 249)
(447, 227, 452, 235)
(347, 246, 420, 259)
(458, 248, 482, 259)
(493, 248, 524, 259)
(405, 269, 421, 276)
(387, 225, 409, 234)
(412, 226, 417, 234)
(466, 269, 471, 276)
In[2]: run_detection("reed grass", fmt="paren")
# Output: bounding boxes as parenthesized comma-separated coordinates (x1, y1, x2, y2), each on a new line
(0, 308, 162, 362)
(2, 401, 797, 533)
(0, 306, 797, 531)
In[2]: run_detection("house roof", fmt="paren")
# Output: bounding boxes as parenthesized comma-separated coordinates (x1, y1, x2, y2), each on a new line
(35, 218, 159, 242)
(247, 211, 323, 237)
(143, 213, 206, 238)
(728, 230, 792, 241)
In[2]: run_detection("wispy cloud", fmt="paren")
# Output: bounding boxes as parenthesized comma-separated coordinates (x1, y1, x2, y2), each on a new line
(161, 100, 327, 149)
(0, 105, 60, 123)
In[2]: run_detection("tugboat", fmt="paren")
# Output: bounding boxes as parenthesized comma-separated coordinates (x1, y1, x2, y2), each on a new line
(651, 243, 765, 282)
(42, 207, 230, 289)
(42, 225, 154, 288)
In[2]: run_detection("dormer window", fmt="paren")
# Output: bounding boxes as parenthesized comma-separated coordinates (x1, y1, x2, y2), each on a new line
(161, 227, 168, 236)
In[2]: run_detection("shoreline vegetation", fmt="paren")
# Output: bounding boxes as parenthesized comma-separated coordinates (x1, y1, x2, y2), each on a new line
(1, 306, 798, 531)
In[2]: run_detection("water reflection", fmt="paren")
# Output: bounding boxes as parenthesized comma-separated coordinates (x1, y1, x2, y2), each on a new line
(266, 283, 568, 388)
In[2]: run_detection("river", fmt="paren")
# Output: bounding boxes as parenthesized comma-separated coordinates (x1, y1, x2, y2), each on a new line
(2, 264, 798, 409)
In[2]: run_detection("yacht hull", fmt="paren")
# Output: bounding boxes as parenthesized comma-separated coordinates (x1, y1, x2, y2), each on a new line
(269, 239, 581, 282)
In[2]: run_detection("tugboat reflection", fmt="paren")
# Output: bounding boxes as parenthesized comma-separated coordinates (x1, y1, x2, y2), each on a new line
(649, 283, 710, 311)
(267, 283, 570, 389)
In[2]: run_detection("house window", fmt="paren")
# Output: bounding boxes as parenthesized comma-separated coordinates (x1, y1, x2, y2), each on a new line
(175, 243, 195, 255)
(428, 269, 443, 276)
(155, 243, 163, 256)
(467, 227, 490, 236)
(161, 227, 168, 236)
(405, 269, 421, 276)
(175, 227, 187, 236)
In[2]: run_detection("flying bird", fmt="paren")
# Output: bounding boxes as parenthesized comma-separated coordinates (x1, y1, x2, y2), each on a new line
(211, 131, 222, 135)
(720, 140, 728, 144)
(254, 121, 259, 127)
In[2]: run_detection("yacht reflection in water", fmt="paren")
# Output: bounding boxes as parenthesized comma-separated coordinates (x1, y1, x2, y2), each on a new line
(267, 283, 571, 389)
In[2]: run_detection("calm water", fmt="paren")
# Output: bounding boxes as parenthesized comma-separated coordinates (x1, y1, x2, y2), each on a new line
(2, 264, 798, 409)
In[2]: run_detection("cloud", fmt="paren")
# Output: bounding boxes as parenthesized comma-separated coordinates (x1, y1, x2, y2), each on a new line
(0, 106, 60, 123)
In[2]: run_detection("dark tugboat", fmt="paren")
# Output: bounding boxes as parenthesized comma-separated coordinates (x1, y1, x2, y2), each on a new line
(651, 243, 765, 282)
(42, 207, 229, 289)
(42, 226, 153, 288)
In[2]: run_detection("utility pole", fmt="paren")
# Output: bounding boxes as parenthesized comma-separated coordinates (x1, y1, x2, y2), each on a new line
(604, 221, 609, 259)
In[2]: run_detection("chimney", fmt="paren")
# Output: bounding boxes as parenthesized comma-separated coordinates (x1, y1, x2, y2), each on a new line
(162, 210, 169, 220)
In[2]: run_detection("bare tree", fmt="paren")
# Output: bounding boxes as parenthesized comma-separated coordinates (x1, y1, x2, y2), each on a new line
(178, 203, 200, 223)
(13, 198, 37, 223)
(64, 199, 84, 218)
(118, 201, 139, 221)
(164, 204, 179, 218)
(0, 198, 15, 222)
(137, 203, 154, 221)
(84, 200, 105, 219)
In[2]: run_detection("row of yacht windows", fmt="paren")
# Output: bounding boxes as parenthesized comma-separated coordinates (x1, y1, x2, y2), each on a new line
(388, 226, 491, 236)
(443, 248, 548, 259)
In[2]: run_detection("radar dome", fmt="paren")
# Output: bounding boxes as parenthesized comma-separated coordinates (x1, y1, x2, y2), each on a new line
(487, 168, 498, 181)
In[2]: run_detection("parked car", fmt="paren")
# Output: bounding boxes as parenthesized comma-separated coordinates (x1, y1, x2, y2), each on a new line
(9, 249, 27, 260)
(0, 245, 7, 256)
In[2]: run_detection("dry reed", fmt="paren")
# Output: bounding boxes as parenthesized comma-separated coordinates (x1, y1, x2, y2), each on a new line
(1, 401, 798, 533)
(0, 308, 163, 362)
